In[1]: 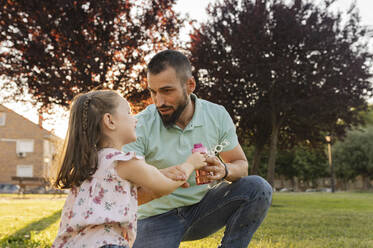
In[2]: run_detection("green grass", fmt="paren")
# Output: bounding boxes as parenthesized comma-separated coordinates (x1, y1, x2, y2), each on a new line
(1, 193, 373, 248)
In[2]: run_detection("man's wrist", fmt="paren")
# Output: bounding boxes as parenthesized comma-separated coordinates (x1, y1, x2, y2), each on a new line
(221, 162, 229, 180)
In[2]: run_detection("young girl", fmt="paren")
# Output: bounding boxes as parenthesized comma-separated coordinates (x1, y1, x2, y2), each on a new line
(52, 90, 206, 248)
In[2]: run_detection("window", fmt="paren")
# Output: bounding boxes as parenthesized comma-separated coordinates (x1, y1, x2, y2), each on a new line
(43, 140, 51, 156)
(0, 112, 5, 126)
(16, 165, 33, 177)
(16, 140, 34, 153)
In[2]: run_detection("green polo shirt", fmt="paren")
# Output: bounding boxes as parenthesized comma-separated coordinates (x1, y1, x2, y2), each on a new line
(122, 94, 238, 219)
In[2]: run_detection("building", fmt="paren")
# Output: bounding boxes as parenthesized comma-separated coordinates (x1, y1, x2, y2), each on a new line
(0, 104, 61, 189)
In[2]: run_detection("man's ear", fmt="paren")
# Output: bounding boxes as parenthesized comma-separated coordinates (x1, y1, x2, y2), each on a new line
(102, 113, 116, 131)
(186, 77, 196, 94)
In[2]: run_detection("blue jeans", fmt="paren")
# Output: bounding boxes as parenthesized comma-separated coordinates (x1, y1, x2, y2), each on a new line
(133, 175, 272, 248)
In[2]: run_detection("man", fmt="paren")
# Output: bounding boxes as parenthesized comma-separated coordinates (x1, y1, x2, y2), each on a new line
(123, 50, 272, 248)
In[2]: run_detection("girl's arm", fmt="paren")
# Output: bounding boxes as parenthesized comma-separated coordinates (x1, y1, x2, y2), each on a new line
(137, 165, 189, 205)
(116, 152, 206, 197)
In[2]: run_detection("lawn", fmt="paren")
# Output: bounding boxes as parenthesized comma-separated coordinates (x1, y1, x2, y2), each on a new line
(1, 192, 372, 248)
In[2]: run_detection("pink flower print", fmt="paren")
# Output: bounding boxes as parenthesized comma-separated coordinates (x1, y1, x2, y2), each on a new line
(66, 226, 74, 233)
(105, 151, 123, 159)
(128, 223, 133, 230)
(84, 208, 93, 219)
(58, 236, 69, 248)
(93, 196, 101, 204)
(67, 210, 75, 219)
(105, 174, 114, 182)
(93, 187, 105, 204)
(89, 186, 93, 197)
(115, 184, 126, 194)
(123, 207, 129, 216)
(130, 186, 137, 198)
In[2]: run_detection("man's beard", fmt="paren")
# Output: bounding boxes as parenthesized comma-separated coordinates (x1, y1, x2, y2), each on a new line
(157, 92, 189, 128)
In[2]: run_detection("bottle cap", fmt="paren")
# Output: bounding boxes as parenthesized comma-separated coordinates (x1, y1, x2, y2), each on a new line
(194, 143, 203, 148)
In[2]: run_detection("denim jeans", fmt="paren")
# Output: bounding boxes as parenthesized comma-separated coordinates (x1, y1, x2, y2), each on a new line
(133, 175, 272, 248)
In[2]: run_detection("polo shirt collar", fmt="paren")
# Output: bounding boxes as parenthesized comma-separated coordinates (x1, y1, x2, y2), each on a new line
(189, 93, 204, 128)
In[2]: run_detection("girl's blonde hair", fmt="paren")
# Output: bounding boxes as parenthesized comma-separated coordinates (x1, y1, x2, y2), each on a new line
(54, 90, 121, 189)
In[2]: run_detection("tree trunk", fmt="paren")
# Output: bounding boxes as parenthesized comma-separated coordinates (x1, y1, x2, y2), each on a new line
(342, 179, 348, 191)
(294, 176, 300, 191)
(266, 121, 281, 187)
(362, 175, 371, 190)
(291, 177, 295, 190)
(250, 144, 264, 175)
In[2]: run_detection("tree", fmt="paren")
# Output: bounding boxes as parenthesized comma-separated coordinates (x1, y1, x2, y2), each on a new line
(333, 128, 373, 190)
(0, 0, 183, 110)
(246, 145, 328, 190)
(291, 146, 329, 188)
(190, 0, 372, 185)
(360, 105, 373, 126)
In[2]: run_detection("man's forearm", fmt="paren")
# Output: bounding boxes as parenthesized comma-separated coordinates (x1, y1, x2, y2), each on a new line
(225, 159, 248, 182)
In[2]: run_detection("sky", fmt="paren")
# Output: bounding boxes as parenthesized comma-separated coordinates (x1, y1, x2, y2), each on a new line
(2, 0, 373, 138)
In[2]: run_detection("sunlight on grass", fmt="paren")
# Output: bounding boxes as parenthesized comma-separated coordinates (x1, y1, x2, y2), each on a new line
(1, 193, 373, 248)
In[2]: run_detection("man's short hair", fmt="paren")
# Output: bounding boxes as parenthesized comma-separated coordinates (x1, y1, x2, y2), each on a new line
(147, 50, 192, 84)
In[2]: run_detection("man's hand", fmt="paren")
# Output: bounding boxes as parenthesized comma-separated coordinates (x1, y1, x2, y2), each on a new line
(159, 166, 190, 188)
(199, 156, 227, 181)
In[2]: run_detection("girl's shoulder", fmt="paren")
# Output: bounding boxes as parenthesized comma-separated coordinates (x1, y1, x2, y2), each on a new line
(99, 148, 143, 161)
(96, 148, 143, 173)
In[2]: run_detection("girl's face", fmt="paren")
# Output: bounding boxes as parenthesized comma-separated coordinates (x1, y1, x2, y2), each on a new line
(113, 97, 138, 145)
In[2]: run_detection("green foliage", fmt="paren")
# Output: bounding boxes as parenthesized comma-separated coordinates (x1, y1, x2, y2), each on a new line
(243, 145, 268, 177)
(360, 105, 373, 126)
(191, 0, 372, 148)
(0, 0, 183, 109)
(333, 127, 373, 182)
(190, 0, 373, 186)
(245, 145, 329, 185)
(292, 147, 329, 183)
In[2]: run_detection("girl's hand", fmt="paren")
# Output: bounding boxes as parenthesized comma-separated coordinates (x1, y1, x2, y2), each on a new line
(187, 152, 207, 170)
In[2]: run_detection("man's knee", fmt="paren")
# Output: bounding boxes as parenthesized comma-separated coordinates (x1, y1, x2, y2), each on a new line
(231, 175, 272, 207)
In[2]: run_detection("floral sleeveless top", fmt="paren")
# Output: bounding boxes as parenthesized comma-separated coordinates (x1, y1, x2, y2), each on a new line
(52, 148, 142, 248)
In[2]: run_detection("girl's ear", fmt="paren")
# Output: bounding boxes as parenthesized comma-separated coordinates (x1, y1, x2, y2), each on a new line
(102, 113, 116, 131)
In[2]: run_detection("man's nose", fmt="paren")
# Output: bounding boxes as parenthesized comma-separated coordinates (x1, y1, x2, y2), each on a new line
(155, 93, 165, 106)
